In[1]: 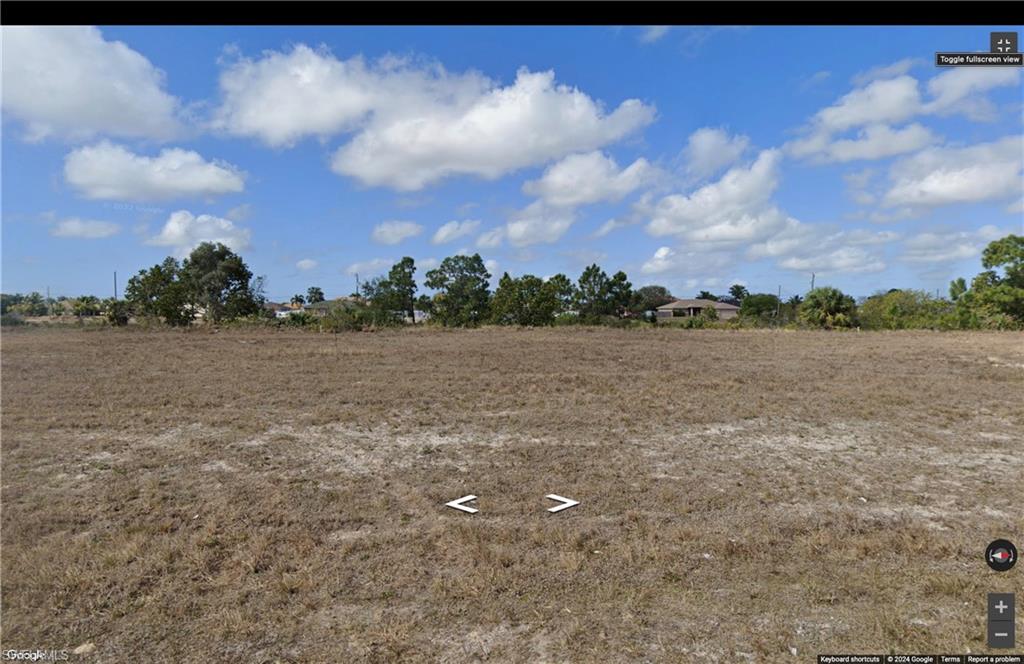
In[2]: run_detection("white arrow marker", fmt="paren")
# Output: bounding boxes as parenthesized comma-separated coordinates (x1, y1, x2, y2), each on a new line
(545, 494, 580, 513)
(445, 495, 478, 514)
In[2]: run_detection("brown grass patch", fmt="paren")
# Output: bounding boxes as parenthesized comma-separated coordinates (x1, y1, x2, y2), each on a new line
(2, 327, 1022, 661)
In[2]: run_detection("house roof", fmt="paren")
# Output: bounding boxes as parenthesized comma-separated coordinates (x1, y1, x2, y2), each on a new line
(656, 298, 740, 311)
(303, 297, 358, 311)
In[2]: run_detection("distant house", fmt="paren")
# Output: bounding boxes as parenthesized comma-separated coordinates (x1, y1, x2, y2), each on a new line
(656, 299, 740, 320)
(264, 302, 298, 319)
(303, 297, 360, 318)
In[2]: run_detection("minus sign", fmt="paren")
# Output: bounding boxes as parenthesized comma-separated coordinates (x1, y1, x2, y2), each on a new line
(994, 632, 1009, 637)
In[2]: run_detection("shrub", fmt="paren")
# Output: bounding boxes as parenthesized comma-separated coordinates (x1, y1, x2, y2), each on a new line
(799, 287, 856, 329)
(105, 300, 132, 327)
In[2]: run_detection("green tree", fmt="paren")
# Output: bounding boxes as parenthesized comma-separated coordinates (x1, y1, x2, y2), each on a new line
(545, 273, 577, 314)
(799, 287, 856, 329)
(490, 273, 559, 326)
(125, 257, 193, 326)
(415, 294, 435, 317)
(72, 295, 102, 317)
(575, 264, 633, 320)
(697, 290, 719, 302)
(306, 286, 325, 303)
(964, 234, 1024, 325)
(424, 254, 492, 327)
(387, 257, 417, 322)
(575, 264, 609, 320)
(181, 242, 264, 323)
(949, 277, 967, 302)
(4, 292, 47, 316)
(291, 294, 306, 307)
(105, 299, 132, 326)
(858, 290, 953, 330)
(630, 285, 674, 315)
(607, 271, 633, 316)
(125, 244, 263, 326)
(739, 293, 780, 319)
(359, 258, 418, 323)
(728, 284, 749, 301)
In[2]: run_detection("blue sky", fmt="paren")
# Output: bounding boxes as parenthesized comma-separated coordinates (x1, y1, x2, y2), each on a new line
(2, 25, 1022, 302)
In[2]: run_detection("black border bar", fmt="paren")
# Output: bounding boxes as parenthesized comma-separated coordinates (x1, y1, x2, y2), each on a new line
(1, 1, 1022, 27)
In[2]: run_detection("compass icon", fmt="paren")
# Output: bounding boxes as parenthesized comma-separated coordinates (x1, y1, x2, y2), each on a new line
(986, 539, 1018, 572)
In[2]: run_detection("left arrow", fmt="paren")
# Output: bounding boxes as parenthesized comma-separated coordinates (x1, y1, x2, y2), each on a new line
(445, 495, 479, 513)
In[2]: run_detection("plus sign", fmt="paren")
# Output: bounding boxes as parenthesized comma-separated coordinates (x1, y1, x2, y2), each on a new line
(995, 600, 1009, 614)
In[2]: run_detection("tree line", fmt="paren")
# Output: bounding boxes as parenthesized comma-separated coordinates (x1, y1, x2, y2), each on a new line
(2, 234, 1021, 331)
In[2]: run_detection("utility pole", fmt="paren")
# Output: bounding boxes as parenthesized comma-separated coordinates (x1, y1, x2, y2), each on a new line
(114, 271, 118, 300)
(355, 273, 361, 297)
(810, 273, 815, 291)
(47, 286, 51, 317)
(776, 285, 782, 319)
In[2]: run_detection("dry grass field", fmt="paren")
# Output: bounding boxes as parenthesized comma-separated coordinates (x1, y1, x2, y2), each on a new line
(1, 327, 1021, 662)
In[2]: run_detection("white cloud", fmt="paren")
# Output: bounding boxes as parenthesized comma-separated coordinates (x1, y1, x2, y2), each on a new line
(147, 210, 251, 257)
(639, 26, 671, 43)
(850, 58, 920, 87)
(522, 151, 653, 208)
(296, 258, 318, 271)
(505, 201, 576, 247)
(789, 66, 1019, 163)
(683, 127, 750, 179)
(901, 225, 1005, 264)
(646, 149, 782, 243)
(642, 145, 894, 277)
(816, 76, 922, 133)
(345, 258, 393, 276)
(418, 257, 439, 270)
(332, 68, 656, 191)
(371, 220, 423, 245)
(476, 227, 505, 249)
(212, 45, 655, 190)
(640, 245, 733, 276)
(813, 123, 936, 163)
(641, 246, 677, 274)
(924, 67, 1021, 120)
(0, 26, 183, 141)
(49, 218, 121, 239)
(64, 142, 245, 202)
(779, 246, 885, 273)
(882, 135, 1024, 208)
(1007, 198, 1024, 215)
(432, 219, 481, 245)
(594, 218, 628, 238)
(212, 45, 383, 147)
(845, 229, 901, 245)
(484, 259, 499, 274)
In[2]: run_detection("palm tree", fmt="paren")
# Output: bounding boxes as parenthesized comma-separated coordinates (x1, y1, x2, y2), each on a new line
(799, 287, 856, 328)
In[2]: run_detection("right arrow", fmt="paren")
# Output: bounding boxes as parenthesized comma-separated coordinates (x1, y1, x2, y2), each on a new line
(545, 494, 579, 513)
(444, 495, 478, 514)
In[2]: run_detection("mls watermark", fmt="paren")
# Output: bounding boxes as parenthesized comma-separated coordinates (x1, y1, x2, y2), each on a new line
(2, 650, 69, 661)
(103, 201, 165, 215)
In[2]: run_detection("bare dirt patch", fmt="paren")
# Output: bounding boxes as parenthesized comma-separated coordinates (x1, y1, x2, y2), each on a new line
(2, 327, 1021, 662)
